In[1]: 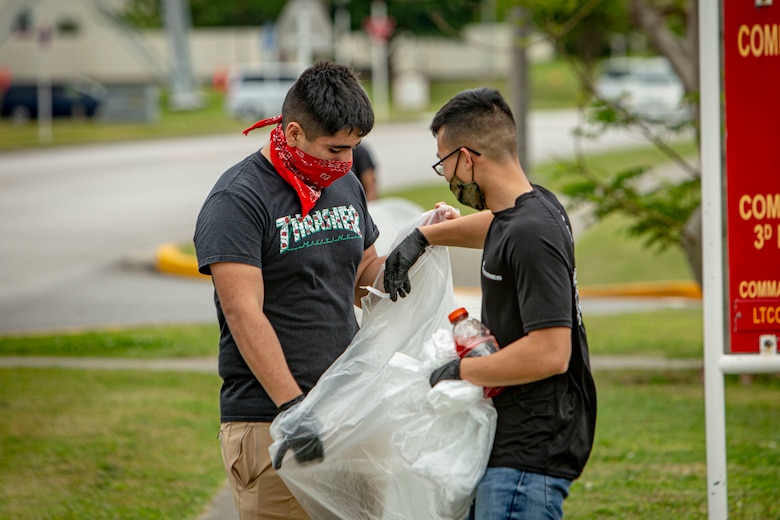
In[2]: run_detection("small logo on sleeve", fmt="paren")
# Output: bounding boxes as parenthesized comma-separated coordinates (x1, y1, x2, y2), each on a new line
(481, 260, 503, 281)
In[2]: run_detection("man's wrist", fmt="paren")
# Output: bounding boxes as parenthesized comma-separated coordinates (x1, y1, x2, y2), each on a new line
(278, 393, 305, 412)
(411, 227, 429, 248)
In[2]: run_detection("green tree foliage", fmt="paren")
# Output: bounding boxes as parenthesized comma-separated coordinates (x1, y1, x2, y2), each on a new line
(498, 0, 631, 67)
(347, 0, 483, 37)
(120, 0, 289, 28)
(504, 0, 702, 281)
(119, 0, 483, 35)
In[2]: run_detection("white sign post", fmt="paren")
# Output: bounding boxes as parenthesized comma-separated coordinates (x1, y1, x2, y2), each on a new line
(699, 1, 727, 517)
(700, 1, 780, 518)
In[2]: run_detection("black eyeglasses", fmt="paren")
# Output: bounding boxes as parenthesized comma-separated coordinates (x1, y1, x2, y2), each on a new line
(431, 147, 481, 176)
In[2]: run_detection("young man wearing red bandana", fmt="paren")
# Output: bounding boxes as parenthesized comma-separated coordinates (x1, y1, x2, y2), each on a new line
(194, 62, 384, 519)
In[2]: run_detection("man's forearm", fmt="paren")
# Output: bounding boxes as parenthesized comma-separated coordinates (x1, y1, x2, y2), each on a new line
(419, 210, 492, 249)
(230, 311, 303, 407)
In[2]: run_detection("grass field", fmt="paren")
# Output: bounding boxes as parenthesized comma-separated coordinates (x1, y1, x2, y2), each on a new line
(0, 274, 771, 520)
(0, 368, 223, 520)
(0, 362, 777, 519)
(0, 306, 701, 360)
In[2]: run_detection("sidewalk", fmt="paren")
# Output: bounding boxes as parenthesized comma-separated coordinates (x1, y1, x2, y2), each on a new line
(0, 353, 703, 373)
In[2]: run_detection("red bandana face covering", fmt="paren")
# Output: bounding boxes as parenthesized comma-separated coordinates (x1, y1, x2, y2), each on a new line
(243, 115, 353, 216)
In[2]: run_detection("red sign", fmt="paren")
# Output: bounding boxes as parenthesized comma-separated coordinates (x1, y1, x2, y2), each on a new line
(363, 16, 395, 42)
(733, 299, 780, 332)
(723, 2, 780, 352)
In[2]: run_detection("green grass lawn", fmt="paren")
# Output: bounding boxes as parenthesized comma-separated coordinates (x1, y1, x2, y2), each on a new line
(0, 306, 702, 360)
(575, 214, 694, 285)
(586, 308, 702, 359)
(0, 88, 247, 152)
(0, 368, 223, 520)
(1, 364, 777, 519)
(0, 324, 218, 358)
(569, 370, 780, 520)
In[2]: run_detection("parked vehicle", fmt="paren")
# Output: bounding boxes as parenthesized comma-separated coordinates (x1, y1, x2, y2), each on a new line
(0, 77, 106, 123)
(223, 63, 303, 121)
(594, 57, 690, 123)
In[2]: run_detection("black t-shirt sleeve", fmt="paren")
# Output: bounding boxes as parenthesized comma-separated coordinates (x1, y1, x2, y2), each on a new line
(506, 215, 573, 333)
(352, 145, 375, 177)
(194, 190, 265, 275)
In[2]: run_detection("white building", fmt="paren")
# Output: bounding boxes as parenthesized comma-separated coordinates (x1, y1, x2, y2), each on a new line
(0, 0, 552, 85)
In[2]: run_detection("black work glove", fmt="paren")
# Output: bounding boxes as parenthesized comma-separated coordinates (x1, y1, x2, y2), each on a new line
(383, 228, 429, 301)
(429, 359, 461, 387)
(272, 394, 324, 470)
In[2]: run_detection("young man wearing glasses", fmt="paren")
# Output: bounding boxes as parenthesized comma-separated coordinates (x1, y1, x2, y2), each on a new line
(384, 88, 597, 519)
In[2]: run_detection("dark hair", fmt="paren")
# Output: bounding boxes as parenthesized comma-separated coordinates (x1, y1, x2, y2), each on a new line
(430, 88, 517, 160)
(282, 61, 374, 139)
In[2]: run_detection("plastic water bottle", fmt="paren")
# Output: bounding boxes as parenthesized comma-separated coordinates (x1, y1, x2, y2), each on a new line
(448, 307, 504, 398)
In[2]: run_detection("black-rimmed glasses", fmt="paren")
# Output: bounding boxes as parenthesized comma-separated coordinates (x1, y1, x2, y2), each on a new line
(431, 147, 481, 176)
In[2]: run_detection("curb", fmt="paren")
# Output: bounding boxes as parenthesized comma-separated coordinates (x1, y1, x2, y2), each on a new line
(155, 243, 210, 280)
(155, 244, 702, 299)
(578, 280, 702, 299)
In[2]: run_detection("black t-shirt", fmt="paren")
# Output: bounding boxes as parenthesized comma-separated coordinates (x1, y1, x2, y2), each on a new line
(352, 144, 376, 180)
(481, 185, 597, 480)
(194, 151, 379, 422)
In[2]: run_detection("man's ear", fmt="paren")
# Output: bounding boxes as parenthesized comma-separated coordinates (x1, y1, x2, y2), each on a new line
(285, 122, 304, 147)
(462, 147, 476, 169)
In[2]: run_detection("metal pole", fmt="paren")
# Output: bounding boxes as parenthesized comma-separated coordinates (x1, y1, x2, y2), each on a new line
(370, 0, 389, 123)
(334, 0, 351, 65)
(508, 7, 529, 169)
(36, 24, 52, 145)
(296, 1, 313, 68)
(699, 0, 728, 518)
(162, 0, 201, 110)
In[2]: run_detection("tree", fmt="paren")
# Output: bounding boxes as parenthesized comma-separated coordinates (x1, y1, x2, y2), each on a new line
(503, 0, 703, 283)
(119, 0, 483, 35)
(119, 0, 289, 28)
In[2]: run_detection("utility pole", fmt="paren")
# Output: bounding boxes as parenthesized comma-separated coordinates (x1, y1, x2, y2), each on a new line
(334, 0, 351, 65)
(162, 0, 201, 110)
(295, 1, 313, 68)
(36, 22, 52, 145)
(366, 0, 393, 122)
(508, 7, 529, 169)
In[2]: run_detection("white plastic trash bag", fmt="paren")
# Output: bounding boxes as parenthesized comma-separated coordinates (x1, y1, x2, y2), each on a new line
(269, 208, 497, 520)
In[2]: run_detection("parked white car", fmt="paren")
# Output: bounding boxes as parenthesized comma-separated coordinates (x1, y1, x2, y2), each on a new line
(594, 57, 690, 123)
(223, 63, 303, 121)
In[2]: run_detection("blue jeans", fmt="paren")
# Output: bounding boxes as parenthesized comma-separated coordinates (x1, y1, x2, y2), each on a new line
(467, 468, 572, 520)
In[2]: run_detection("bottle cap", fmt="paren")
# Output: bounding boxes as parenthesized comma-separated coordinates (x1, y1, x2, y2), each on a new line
(448, 307, 469, 323)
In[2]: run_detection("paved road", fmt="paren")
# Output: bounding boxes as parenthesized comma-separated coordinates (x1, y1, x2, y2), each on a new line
(0, 110, 661, 334)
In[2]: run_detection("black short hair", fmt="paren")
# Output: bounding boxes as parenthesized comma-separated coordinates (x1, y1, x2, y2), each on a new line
(282, 61, 374, 139)
(430, 88, 517, 160)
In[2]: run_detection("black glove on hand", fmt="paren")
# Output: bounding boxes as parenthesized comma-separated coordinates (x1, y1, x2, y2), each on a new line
(383, 228, 429, 301)
(272, 395, 324, 470)
(429, 358, 461, 387)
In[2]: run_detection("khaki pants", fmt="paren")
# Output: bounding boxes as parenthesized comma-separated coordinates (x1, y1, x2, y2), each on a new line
(219, 422, 310, 520)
